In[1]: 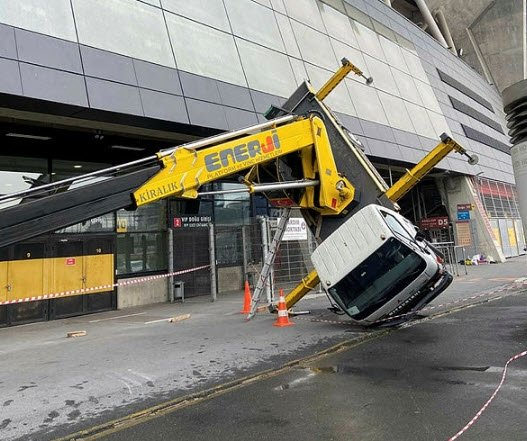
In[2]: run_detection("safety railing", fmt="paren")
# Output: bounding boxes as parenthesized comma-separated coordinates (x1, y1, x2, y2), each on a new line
(432, 241, 468, 276)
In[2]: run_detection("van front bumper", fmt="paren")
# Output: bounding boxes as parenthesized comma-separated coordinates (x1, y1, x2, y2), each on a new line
(374, 270, 454, 327)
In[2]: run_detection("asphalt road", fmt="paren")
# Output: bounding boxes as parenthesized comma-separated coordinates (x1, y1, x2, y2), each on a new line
(1, 257, 525, 441)
(92, 292, 527, 441)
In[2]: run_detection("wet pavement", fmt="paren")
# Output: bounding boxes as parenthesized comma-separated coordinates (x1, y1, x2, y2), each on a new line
(0, 256, 525, 440)
(97, 292, 527, 441)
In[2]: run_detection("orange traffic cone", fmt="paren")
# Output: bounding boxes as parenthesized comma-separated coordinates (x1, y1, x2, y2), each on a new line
(240, 280, 251, 314)
(273, 289, 294, 327)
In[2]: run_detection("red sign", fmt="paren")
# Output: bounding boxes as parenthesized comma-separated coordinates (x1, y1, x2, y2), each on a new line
(173, 218, 182, 228)
(66, 258, 76, 266)
(269, 198, 296, 207)
(420, 216, 449, 230)
(457, 203, 473, 211)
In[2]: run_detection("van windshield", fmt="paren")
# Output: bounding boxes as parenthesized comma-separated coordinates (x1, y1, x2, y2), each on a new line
(328, 237, 426, 320)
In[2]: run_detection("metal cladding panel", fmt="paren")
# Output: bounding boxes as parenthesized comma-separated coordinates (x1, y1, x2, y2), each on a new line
(311, 205, 391, 286)
(268, 82, 395, 241)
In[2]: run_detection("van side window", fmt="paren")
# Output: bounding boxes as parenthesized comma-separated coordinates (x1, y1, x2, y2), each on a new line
(382, 212, 414, 241)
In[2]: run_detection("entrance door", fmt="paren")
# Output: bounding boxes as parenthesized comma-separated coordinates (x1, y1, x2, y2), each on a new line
(50, 235, 116, 319)
(50, 240, 84, 318)
(7, 242, 48, 324)
(172, 228, 211, 298)
(84, 236, 115, 312)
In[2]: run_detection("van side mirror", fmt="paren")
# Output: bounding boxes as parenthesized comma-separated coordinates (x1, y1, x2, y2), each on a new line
(415, 231, 426, 242)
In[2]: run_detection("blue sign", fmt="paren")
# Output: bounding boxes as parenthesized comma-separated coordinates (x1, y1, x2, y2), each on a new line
(457, 210, 470, 221)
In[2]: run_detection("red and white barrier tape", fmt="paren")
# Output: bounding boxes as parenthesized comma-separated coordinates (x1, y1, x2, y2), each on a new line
(447, 349, 527, 441)
(0, 264, 210, 306)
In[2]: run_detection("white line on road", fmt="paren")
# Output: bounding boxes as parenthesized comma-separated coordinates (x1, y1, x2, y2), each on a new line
(144, 318, 171, 324)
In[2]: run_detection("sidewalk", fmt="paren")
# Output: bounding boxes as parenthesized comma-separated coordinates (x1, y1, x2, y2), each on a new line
(1, 256, 526, 441)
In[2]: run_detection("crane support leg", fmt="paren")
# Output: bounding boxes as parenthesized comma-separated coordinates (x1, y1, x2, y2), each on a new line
(285, 269, 320, 309)
(385, 133, 478, 202)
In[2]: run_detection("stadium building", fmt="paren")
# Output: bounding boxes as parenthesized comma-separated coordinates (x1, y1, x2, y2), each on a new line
(0, 0, 523, 326)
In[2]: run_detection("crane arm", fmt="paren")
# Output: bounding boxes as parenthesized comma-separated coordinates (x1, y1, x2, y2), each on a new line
(133, 116, 356, 216)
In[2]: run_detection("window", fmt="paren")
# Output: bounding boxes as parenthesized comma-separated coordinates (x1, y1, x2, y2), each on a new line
(328, 238, 425, 320)
(116, 201, 166, 232)
(212, 183, 251, 225)
(116, 201, 168, 275)
(382, 212, 414, 240)
(215, 228, 244, 266)
(116, 232, 167, 274)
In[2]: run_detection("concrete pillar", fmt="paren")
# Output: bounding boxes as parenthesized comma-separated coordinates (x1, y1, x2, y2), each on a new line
(414, 0, 449, 48)
(466, 27, 495, 85)
(503, 79, 527, 244)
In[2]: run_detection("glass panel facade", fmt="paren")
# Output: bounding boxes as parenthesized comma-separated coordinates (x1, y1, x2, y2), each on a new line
(405, 102, 436, 139)
(270, 0, 286, 13)
(476, 177, 525, 257)
(378, 91, 414, 133)
(477, 178, 521, 218)
(402, 50, 428, 82)
(73, 0, 174, 67)
(289, 57, 309, 85)
(0, 156, 48, 209)
(275, 13, 302, 58)
(116, 231, 168, 275)
(237, 39, 296, 97)
(225, 0, 284, 51)
(161, 0, 230, 31)
(346, 79, 388, 125)
(116, 201, 168, 275)
(379, 36, 410, 74)
(0, 0, 77, 41)
(415, 80, 442, 113)
(319, 2, 358, 48)
(391, 69, 422, 104)
(166, 14, 246, 86)
(285, 0, 325, 32)
(215, 229, 244, 266)
(0, 0, 449, 144)
(116, 201, 167, 232)
(353, 21, 385, 61)
(58, 213, 115, 234)
(212, 182, 251, 225)
(363, 55, 399, 96)
(291, 21, 337, 71)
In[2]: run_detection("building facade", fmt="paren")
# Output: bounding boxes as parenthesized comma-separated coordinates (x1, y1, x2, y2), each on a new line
(0, 0, 523, 325)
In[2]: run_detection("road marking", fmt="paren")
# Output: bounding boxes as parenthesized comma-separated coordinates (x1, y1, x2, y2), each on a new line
(144, 318, 172, 324)
(89, 312, 146, 323)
